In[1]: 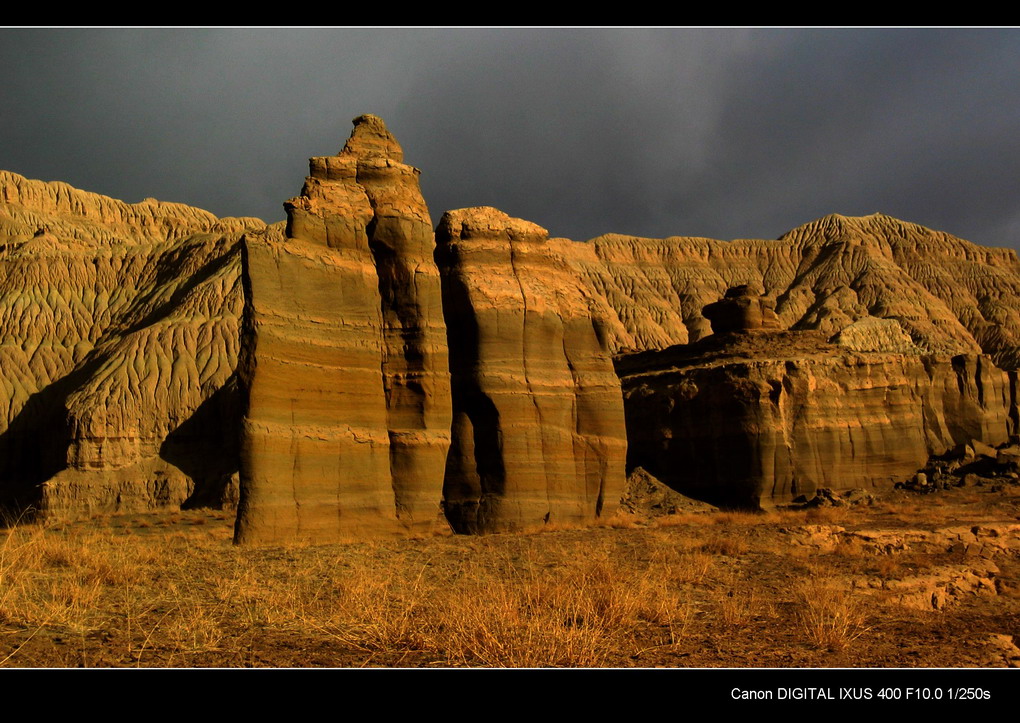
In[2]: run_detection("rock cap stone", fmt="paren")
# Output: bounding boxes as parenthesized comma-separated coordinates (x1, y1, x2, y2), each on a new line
(702, 285, 782, 334)
(340, 114, 404, 162)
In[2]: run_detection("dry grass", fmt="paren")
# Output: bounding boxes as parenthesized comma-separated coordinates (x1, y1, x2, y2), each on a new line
(712, 510, 779, 526)
(710, 568, 777, 629)
(793, 577, 868, 651)
(697, 535, 749, 556)
(803, 506, 850, 524)
(0, 518, 704, 667)
(2, 491, 1012, 668)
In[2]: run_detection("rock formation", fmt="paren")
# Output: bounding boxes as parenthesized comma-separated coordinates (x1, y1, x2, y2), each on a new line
(557, 213, 1020, 367)
(234, 115, 451, 542)
(3, 115, 1020, 535)
(350, 117, 453, 529)
(0, 170, 268, 515)
(618, 309, 1012, 508)
(701, 284, 782, 334)
(435, 207, 627, 533)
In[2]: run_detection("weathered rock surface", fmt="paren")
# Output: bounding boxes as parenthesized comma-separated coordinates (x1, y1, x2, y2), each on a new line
(436, 207, 627, 533)
(235, 115, 451, 542)
(981, 634, 1020, 668)
(831, 316, 922, 354)
(556, 213, 1020, 367)
(347, 116, 453, 528)
(789, 522, 1020, 558)
(859, 560, 1000, 611)
(0, 171, 270, 515)
(789, 522, 1018, 611)
(617, 325, 1012, 508)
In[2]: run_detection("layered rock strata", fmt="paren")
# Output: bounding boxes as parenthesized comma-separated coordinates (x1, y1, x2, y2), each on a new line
(435, 207, 627, 533)
(235, 116, 451, 542)
(350, 117, 453, 528)
(618, 323, 1012, 508)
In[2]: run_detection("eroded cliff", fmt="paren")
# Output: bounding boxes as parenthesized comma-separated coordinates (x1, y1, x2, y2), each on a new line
(0, 171, 269, 514)
(618, 316, 1012, 508)
(436, 207, 628, 532)
(558, 213, 1020, 367)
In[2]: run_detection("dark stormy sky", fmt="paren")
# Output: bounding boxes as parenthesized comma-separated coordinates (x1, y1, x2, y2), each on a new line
(2, 28, 1019, 249)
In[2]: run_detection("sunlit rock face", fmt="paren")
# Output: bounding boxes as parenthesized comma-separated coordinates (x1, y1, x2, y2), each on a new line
(617, 327, 1012, 509)
(558, 213, 1020, 369)
(435, 207, 627, 533)
(235, 115, 451, 543)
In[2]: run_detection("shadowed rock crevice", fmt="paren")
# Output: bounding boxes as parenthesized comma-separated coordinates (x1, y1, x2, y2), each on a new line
(160, 373, 242, 510)
(0, 354, 106, 518)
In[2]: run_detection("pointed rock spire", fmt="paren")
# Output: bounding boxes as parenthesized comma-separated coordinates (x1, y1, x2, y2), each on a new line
(340, 114, 404, 162)
(236, 114, 450, 543)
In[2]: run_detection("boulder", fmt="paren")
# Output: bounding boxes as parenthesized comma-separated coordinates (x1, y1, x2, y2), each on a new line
(972, 439, 1000, 459)
(996, 445, 1020, 467)
(702, 285, 782, 334)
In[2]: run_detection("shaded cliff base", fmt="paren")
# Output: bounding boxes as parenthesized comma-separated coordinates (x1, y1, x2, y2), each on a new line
(2, 480, 1017, 668)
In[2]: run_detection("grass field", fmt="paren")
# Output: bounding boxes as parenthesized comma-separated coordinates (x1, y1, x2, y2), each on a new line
(1, 486, 1018, 668)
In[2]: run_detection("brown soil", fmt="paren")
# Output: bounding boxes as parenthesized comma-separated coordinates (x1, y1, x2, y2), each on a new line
(1, 484, 1018, 668)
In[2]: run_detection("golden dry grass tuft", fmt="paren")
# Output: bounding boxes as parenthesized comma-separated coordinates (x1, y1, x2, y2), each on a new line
(715, 581, 776, 628)
(697, 535, 749, 557)
(793, 578, 868, 651)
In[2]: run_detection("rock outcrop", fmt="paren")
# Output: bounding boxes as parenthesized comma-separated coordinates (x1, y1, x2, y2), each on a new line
(349, 117, 453, 529)
(0, 170, 269, 515)
(556, 213, 1020, 367)
(702, 284, 782, 334)
(435, 207, 627, 533)
(619, 467, 719, 517)
(618, 322, 1012, 508)
(234, 115, 451, 542)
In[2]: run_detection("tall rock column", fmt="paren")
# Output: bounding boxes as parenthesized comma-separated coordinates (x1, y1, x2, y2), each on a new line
(235, 115, 451, 542)
(435, 207, 627, 533)
(346, 116, 453, 528)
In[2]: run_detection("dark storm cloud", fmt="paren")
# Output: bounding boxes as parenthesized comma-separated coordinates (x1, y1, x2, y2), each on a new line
(2, 28, 1019, 249)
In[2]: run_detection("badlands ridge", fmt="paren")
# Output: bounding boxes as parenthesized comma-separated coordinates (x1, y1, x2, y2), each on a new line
(0, 115, 1017, 541)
